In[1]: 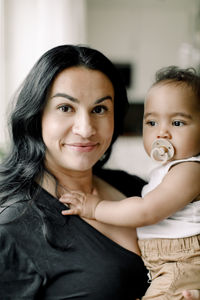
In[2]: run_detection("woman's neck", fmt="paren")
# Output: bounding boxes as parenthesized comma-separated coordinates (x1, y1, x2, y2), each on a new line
(42, 168, 94, 198)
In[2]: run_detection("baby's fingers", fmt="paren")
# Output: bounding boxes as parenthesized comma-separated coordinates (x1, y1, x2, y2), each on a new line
(59, 195, 82, 215)
(61, 208, 80, 216)
(60, 198, 82, 215)
(60, 193, 78, 204)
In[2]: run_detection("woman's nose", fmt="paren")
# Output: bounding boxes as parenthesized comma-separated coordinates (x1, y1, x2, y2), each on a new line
(72, 112, 96, 138)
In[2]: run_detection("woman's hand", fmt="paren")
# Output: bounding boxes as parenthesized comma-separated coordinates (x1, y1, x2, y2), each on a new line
(182, 290, 200, 300)
(59, 190, 101, 219)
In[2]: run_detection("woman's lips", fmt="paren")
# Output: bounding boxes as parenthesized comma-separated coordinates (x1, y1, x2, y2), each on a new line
(64, 142, 98, 152)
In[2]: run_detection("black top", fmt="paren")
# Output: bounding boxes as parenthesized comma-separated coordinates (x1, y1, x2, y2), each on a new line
(0, 169, 148, 299)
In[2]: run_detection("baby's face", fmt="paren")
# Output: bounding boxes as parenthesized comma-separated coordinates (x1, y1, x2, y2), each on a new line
(143, 83, 200, 161)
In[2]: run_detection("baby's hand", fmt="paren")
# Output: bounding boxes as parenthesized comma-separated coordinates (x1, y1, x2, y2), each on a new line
(59, 190, 101, 219)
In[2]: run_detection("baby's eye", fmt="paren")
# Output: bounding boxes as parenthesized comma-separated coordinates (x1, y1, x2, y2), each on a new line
(92, 105, 108, 114)
(146, 120, 157, 126)
(58, 105, 73, 113)
(172, 120, 185, 126)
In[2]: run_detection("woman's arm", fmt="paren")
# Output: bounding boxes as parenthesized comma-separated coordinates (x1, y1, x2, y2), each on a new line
(61, 162, 200, 227)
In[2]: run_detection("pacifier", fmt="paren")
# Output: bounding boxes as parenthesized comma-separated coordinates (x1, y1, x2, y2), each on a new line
(150, 138, 174, 164)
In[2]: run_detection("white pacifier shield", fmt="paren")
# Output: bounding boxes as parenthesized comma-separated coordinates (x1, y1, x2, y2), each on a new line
(150, 138, 174, 163)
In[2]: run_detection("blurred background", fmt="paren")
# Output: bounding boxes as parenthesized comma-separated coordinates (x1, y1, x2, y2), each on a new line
(1, 0, 200, 179)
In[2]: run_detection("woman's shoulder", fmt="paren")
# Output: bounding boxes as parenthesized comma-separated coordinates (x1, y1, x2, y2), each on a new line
(95, 168, 147, 197)
(0, 199, 36, 257)
(0, 196, 43, 244)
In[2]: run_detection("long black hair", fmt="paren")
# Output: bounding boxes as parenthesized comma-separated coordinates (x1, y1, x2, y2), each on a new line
(0, 45, 129, 205)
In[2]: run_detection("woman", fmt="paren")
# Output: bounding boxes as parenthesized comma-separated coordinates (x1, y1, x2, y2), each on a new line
(0, 45, 198, 299)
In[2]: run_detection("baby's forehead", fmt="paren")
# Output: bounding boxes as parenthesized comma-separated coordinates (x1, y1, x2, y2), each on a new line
(145, 82, 200, 113)
(146, 80, 197, 100)
(151, 79, 192, 90)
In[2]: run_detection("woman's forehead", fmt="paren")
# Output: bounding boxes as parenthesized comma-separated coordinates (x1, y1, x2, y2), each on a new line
(49, 67, 114, 97)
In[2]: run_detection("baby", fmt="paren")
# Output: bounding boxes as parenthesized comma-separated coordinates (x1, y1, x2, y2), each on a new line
(60, 66, 200, 299)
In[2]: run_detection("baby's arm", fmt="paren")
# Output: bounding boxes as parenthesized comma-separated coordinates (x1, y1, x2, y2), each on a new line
(61, 162, 200, 227)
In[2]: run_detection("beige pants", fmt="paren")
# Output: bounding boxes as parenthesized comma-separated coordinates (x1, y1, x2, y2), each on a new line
(138, 235, 200, 300)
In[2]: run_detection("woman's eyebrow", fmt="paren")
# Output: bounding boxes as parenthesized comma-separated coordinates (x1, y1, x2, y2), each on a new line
(51, 93, 113, 104)
(51, 93, 78, 103)
(95, 96, 113, 104)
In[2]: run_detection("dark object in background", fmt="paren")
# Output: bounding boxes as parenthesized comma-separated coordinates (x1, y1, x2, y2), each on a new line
(123, 103, 144, 136)
(114, 63, 143, 136)
(114, 63, 132, 88)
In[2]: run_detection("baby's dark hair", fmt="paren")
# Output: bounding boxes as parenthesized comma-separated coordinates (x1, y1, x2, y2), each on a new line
(152, 65, 200, 100)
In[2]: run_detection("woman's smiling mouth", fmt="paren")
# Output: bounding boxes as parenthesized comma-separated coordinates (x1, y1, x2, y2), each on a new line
(63, 142, 99, 152)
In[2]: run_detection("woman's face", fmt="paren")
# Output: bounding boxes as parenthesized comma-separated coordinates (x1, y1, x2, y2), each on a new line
(42, 66, 114, 174)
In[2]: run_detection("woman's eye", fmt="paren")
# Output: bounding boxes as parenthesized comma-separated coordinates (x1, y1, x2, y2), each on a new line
(58, 105, 73, 113)
(92, 105, 108, 114)
(172, 120, 185, 126)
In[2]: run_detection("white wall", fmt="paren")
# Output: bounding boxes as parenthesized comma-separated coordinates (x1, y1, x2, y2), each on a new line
(105, 136, 158, 181)
(0, 0, 6, 144)
(86, 0, 200, 102)
(4, 0, 87, 102)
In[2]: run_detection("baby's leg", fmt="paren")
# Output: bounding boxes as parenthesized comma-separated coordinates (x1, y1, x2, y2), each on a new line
(139, 235, 200, 300)
(142, 261, 200, 300)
